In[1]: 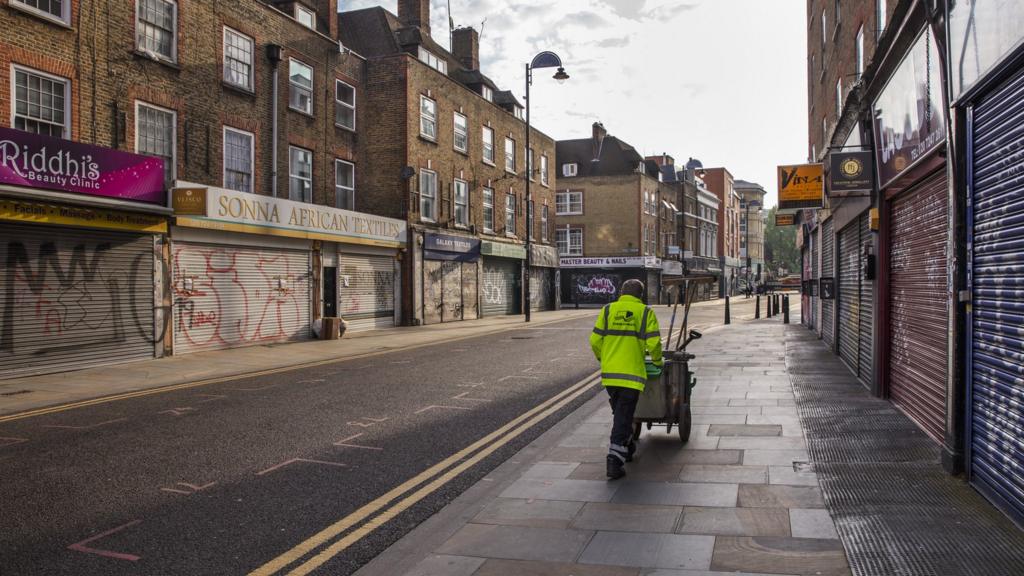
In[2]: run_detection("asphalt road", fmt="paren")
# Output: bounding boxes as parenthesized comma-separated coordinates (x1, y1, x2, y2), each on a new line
(0, 298, 756, 576)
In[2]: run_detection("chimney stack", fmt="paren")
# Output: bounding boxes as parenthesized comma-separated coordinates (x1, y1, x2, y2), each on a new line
(592, 122, 607, 162)
(452, 27, 479, 70)
(398, 0, 430, 36)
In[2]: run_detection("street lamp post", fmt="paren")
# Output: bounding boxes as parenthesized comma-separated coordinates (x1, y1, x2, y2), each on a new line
(745, 200, 762, 292)
(524, 52, 568, 323)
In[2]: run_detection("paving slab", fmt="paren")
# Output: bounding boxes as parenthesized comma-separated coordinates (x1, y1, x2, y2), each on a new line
(472, 498, 585, 529)
(500, 478, 621, 503)
(677, 506, 791, 537)
(767, 465, 819, 487)
(435, 524, 594, 564)
(718, 437, 806, 451)
(789, 508, 839, 539)
(611, 482, 738, 507)
(522, 462, 581, 479)
(706, 425, 782, 437)
(737, 485, 825, 509)
(641, 570, 799, 576)
(728, 399, 778, 406)
(403, 554, 485, 576)
(741, 450, 808, 466)
(568, 460, 684, 483)
(692, 406, 762, 415)
(710, 536, 850, 576)
(673, 450, 743, 465)
(473, 559, 639, 576)
(545, 446, 608, 463)
(678, 464, 767, 484)
(691, 414, 749, 425)
(571, 503, 682, 534)
(578, 532, 716, 571)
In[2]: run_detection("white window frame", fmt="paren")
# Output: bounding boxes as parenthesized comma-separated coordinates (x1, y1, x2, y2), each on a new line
(11, 64, 71, 138)
(876, 0, 886, 40)
(454, 178, 469, 227)
(222, 126, 254, 193)
(504, 137, 516, 173)
(528, 148, 535, 181)
(134, 100, 177, 185)
(11, 0, 70, 25)
(288, 145, 313, 203)
(419, 95, 437, 140)
(335, 159, 355, 210)
(821, 10, 826, 51)
(417, 47, 448, 74)
(289, 58, 314, 115)
(540, 154, 549, 186)
(556, 228, 583, 256)
(295, 4, 315, 29)
(562, 163, 578, 177)
(483, 187, 495, 233)
(527, 199, 534, 239)
(505, 191, 516, 236)
(419, 169, 437, 222)
(453, 112, 468, 153)
(482, 126, 495, 164)
(555, 191, 583, 215)
(541, 205, 549, 242)
(223, 26, 254, 91)
(836, 77, 843, 117)
(856, 26, 865, 79)
(136, 0, 178, 63)
(481, 85, 493, 102)
(335, 79, 356, 130)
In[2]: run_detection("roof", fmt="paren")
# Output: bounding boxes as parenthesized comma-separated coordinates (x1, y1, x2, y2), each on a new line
(556, 135, 647, 178)
(338, 8, 401, 57)
(734, 179, 766, 191)
(494, 90, 523, 109)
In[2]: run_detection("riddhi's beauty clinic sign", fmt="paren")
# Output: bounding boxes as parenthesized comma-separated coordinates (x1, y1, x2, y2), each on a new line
(0, 127, 166, 205)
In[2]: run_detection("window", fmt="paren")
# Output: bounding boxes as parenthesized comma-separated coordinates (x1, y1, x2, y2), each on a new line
(556, 228, 582, 256)
(137, 0, 176, 63)
(505, 192, 516, 235)
(223, 127, 253, 193)
(856, 26, 865, 79)
(453, 112, 468, 152)
(417, 47, 448, 74)
(834, 0, 841, 27)
(527, 200, 534, 239)
(836, 77, 843, 117)
(136, 101, 176, 186)
(562, 163, 578, 177)
(556, 191, 583, 215)
(335, 159, 355, 210)
(482, 126, 494, 163)
(288, 146, 312, 202)
(483, 187, 495, 233)
(514, 106, 524, 120)
(13, 66, 69, 138)
(528, 148, 535, 180)
(454, 179, 469, 226)
(289, 59, 313, 114)
(481, 85, 493, 102)
(541, 205, 549, 242)
(335, 80, 356, 130)
(876, 0, 886, 40)
(295, 4, 315, 29)
(540, 154, 549, 186)
(504, 137, 515, 173)
(11, 0, 69, 24)
(223, 27, 254, 90)
(419, 169, 437, 221)
(419, 95, 436, 140)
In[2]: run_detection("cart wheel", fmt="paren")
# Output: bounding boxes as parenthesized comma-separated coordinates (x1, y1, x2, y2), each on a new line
(678, 405, 692, 443)
(632, 422, 642, 442)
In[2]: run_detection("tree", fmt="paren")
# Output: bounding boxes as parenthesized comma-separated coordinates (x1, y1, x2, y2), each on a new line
(763, 206, 799, 277)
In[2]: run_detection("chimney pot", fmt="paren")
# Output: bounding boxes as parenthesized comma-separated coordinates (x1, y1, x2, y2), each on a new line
(398, 0, 431, 37)
(452, 27, 479, 70)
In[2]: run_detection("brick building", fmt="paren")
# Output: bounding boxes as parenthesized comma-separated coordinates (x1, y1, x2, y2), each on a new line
(696, 165, 741, 296)
(554, 123, 666, 306)
(338, 0, 558, 325)
(734, 179, 766, 284)
(0, 0, 407, 376)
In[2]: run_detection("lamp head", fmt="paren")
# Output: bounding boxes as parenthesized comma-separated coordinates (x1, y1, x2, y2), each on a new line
(553, 67, 569, 84)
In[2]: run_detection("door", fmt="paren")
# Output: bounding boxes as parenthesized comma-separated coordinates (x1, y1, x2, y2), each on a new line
(0, 224, 156, 378)
(442, 260, 463, 322)
(339, 254, 396, 331)
(822, 219, 836, 349)
(423, 259, 443, 325)
(323, 266, 338, 318)
(969, 66, 1024, 524)
(858, 212, 874, 387)
(462, 262, 479, 319)
(888, 170, 949, 442)
(838, 221, 860, 374)
(173, 243, 311, 354)
(481, 258, 519, 316)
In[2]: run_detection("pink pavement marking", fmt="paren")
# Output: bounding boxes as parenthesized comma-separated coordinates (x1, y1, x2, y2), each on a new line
(67, 520, 142, 562)
(0, 437, 29, 448)
(42, 418, 128, 430)
(256, 458, 347, 476)
(333, 433, 383, 451)
(160, 481, 217, 495)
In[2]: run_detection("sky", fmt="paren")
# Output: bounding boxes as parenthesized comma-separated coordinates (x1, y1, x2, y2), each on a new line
(341, 0, 809, 208)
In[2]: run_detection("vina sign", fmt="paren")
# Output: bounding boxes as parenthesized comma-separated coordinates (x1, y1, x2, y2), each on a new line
(0, 126, 166, 205)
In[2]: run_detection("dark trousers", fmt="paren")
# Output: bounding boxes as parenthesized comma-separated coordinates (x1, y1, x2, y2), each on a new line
(606, 386, 640, 463)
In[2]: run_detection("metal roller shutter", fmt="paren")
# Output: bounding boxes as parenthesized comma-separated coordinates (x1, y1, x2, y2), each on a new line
(838, 221, 860, 374)
(172, 242, 311, 354)
(481, 258, 519, 316)
(529, 268, 553, 311)
(822, 219, 836, 348)
(339, 254, 396, 332)
(858, 211, 874, 387)
(812, 227, 820, 332)
(970, 66, 1024, 524)
(0, 224, 156, 378)
(888, 170, 949, 442)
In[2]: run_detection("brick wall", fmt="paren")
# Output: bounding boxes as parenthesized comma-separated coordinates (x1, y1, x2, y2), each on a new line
(554, 174, 643, 257)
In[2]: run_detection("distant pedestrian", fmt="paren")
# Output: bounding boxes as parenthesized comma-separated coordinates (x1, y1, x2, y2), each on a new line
(589, 279, 663, 480)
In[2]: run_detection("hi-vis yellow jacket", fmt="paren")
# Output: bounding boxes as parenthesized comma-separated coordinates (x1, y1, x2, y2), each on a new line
(589, 294, 663, 391)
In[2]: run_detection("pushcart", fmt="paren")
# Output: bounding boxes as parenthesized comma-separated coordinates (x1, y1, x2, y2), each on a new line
(632, 274, 717, 443)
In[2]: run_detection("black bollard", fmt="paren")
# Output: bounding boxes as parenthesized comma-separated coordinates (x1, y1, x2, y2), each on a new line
(774, 294, 780, 317)
(755, 295, 761, 319)
(724, 295, 731, 325)
(783, 294, 790, 324)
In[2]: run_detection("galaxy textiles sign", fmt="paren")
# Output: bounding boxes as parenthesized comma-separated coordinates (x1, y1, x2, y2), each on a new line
(0, 127, 165, 205)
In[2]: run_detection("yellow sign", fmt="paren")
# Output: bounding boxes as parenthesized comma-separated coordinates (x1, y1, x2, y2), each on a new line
(778, 164, 824, 210)
(869, 207, 880, 231)
(0, 197, 167, 233)
(775, 213, 796, 226)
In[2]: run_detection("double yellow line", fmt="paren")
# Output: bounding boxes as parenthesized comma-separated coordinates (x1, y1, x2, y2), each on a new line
(250, 370, 601, 576)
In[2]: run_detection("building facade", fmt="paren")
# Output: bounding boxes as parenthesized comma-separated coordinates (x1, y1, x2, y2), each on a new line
(338, 1, 558, 325)
(697, 166, 741, 296)
(735, 179, 766, 284)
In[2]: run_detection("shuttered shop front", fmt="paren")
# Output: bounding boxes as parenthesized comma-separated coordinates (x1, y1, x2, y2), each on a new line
(888, 170, 949, 442)
(969, 66, 1024, 524)
(822, 219, 836, 349)
(857, 212, 874, 387)
(530, 268, 555, 311)
(838, 221, 860, 374)
(0, 224, 157, 378)
(812, 227, 820, 332)
(173, 243, 311, 354)
(339, 254, 395, 331)
(482, 258, 520, 316)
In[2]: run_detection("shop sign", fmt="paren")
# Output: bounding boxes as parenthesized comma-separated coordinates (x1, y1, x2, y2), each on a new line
(777, 164, 824, 210)
(424, 232, 481, 262)
(775, 213, 796, 226)
(663, 260, 684, 276)
(481, 240, 526, 260)
(172, 185, 407, 247)
(530, 244, 560, 268)
(872, 28, 946, 189)
(0, 197, 167, 233)
(0, 126, 165, 205)
(559, 256, 661, 269)
(828, 151, 874, 196)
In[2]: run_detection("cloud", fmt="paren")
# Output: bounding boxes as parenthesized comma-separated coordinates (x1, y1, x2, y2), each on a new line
(596, 36, 631, 48)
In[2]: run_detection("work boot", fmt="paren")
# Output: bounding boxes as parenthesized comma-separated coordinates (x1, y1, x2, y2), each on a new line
(606, 455, 625, 480)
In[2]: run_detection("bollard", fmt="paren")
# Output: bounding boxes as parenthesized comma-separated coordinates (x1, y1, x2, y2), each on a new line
(783, 294, 790, 324)
(773, 294, 780, 317)
(724, 295, 731, 325)
(755, 295, 761, 319)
